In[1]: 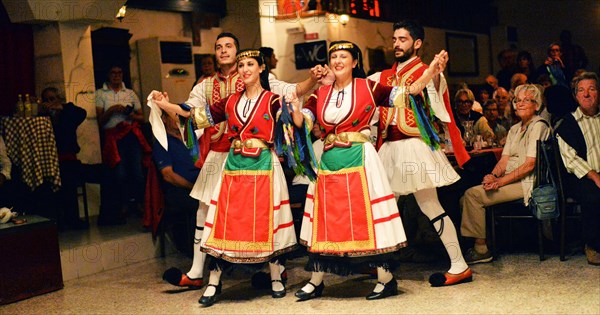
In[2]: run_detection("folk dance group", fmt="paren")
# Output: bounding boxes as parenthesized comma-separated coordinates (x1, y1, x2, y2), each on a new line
(152, 21, 473, 307)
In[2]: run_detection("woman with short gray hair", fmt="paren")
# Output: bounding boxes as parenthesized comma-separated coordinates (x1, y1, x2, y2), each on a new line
(460, 84, 550, 264)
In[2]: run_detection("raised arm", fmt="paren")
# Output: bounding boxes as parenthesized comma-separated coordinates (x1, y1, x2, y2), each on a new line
(152, 91, 226, 130)
(406, 50, 448, 95)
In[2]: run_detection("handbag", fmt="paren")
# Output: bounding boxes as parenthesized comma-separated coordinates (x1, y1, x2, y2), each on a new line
(529, 139, 559, 220)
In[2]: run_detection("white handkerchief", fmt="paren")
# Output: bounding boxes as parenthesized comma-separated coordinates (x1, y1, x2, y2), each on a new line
(147, 91, 167, 150)
(426, 74, 451, 123)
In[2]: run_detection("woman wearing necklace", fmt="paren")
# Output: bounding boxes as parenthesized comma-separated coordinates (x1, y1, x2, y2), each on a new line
(153, 49, 303, 307)
(290, 41, 449, 301)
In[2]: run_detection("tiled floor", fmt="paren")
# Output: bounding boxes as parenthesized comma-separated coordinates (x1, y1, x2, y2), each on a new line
(3, 245, 599, 314)
(58, 215, 166, 281)
(4, 190, 597, 314)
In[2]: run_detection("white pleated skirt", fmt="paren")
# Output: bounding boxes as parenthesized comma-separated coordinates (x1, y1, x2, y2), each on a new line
(378, 137, 460, 195)
(189, 151, 228, 205)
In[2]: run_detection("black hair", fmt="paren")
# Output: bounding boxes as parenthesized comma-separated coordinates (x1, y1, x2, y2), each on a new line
(393, 20, 424, 41)
(517, 50, 536, 74)
(216, 32, 240, 50)
(482, 99, 498, 110)
(328, 41, 366, 79)
(546, 42, 561, 56)
(236, 49, 270, 91)
(259, 47, 274, 58)
(106, 66, 123, 77)
(41, 87, 62, 103)
(544, 85, 577, 121)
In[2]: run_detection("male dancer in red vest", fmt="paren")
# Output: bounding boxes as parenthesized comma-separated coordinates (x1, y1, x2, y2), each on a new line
(368, 20, 472, 286)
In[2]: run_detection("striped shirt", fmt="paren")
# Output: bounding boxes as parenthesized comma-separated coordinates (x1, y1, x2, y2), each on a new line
(557, 107, 600, 179)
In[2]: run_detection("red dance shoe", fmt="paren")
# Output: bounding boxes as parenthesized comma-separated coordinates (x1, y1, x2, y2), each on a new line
(428, 268, 473, 287)
(162, 267, 204, 289)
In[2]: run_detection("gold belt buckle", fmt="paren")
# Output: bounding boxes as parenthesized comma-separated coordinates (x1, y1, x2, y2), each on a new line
(244, 139, 253, 149)
(326, 133, 336, 144)
(338, 132, 348, 142)
(233, 139, 242, 149)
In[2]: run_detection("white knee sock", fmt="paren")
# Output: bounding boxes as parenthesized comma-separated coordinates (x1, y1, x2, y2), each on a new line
(187, 203, 208, 279)
(414, 189, 469, 274)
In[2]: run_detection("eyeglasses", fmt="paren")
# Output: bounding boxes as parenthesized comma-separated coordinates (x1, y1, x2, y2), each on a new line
(484, 108, 498, 112)
(513, 98, 536, 105)
(456, 100, 473, 105)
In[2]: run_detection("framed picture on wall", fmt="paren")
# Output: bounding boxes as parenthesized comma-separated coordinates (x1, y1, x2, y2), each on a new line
(445, 33, 479, 76)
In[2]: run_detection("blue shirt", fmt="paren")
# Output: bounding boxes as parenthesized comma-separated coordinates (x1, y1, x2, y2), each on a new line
(152, 135, 199, 184)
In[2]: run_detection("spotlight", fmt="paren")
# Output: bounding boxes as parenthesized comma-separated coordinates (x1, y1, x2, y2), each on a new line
(339, 14, 350, 26)
(116, 5, 127, 22)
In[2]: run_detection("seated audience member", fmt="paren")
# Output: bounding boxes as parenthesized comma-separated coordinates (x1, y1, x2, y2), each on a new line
(474, 99, 508, 146)
(454, 88, 483, 136)
(477, 87, 492, 106)
(516, 51, 536, 79)
(153, 113, 200, 255)
(536, 43, 568, 88)
(510, 73, 528, 92)
(40, 87, 88, 230)
(460, 84, 550, 263)
(0, 135, 12, 207)
(195, 54, 217, 85)
(544, 85, 578, 127)
(493, 87, 514, 131)
(555, 72, 600, 266)
(485, 74, 499, 91)
(496, 49, 518, 90)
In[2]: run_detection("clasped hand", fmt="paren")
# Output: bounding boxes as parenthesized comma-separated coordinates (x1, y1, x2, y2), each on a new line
(482, 175, 501, 191)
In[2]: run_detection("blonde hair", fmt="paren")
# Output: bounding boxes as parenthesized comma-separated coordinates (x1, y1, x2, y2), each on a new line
(513, 84, 542, 111)
(454, 88, 475, 102)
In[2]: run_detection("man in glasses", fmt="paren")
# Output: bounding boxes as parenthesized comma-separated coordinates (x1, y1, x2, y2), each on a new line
(474, 99, 508, 146)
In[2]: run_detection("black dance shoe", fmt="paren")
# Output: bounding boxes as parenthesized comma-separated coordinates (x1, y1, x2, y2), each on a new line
(295, 281, 324, 301)
(271, 279, 286, 298)
(365, 278, 398, 300)
(251, 269, 288, 289)
(198, 282, 222, 307)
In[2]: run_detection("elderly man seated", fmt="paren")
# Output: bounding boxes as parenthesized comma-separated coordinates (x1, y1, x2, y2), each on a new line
(460, 84, 550, 263)
(555, 72, 600, 266)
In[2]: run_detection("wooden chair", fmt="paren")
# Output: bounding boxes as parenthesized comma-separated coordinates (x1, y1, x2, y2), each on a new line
(487, 139, 551, 261)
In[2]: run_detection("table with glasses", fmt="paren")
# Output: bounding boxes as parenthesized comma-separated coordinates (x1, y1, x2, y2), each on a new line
(0, 116, 61, 191)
